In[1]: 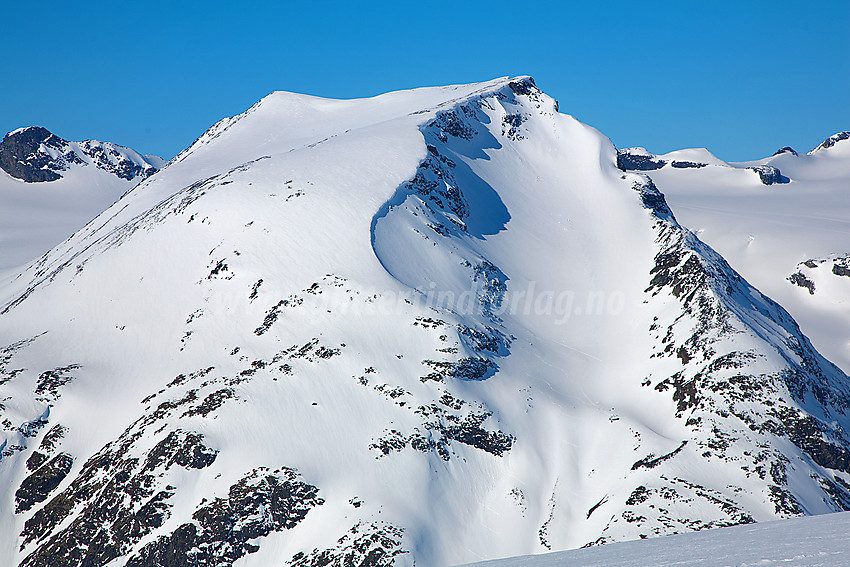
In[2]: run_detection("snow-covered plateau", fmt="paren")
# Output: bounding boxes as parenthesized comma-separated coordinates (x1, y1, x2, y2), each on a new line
(1, 77, 849, 566)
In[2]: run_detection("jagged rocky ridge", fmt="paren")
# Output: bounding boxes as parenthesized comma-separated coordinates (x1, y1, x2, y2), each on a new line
(0, 126, 159, 183)
(1, 78, 850, 566)
(816, 131, 850, 151)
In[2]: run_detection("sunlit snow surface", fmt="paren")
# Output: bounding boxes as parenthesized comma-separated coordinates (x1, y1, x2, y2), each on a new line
(463, 511, 850, 566)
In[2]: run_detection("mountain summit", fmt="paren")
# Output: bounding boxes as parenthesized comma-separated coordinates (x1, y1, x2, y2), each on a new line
(2, 77, 850, 566)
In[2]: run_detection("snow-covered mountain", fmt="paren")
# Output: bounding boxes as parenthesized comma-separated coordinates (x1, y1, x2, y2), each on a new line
(2, 77, 850, 567)
(0, 126, 162, 275)
(618, 134, 850, 374)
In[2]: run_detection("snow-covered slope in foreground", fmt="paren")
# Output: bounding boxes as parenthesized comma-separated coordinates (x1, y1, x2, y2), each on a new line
(2, 78, 850, 566)
(0, 126, 162, 276)
(618, 138, 850, 374)
(463, 510, 850, 567)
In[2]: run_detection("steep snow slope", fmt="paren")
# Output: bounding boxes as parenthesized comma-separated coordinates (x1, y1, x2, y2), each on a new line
(2, 78, 850, 567)
(0, 127, 161, 276)
(463, 510, 850, 566)
(620, 136, 850, 374)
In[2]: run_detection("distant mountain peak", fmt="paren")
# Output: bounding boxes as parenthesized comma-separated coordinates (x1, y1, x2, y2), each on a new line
(0, 126, 69, 182)
(814, 131, 850, 152)
(0, 126, 160, 183)
(772, 146, 798, 157)
(617, 146, 789, 184)
(616, 147, 722, 172)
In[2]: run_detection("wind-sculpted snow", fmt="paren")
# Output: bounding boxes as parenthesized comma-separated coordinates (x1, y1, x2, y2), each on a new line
(1, 77, 850, 566)
(371, 87, 519, 384)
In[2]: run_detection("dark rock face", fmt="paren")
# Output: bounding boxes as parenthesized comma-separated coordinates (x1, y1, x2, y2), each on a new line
(788, 416, 850, 474)
(447, 356, 496, 380)
(631, 441, 688, 470)
(16, 453, 74, 513)
(25, 425, 67, 472)
(19, 429, 219, 567)
(0, 126, 158, 183)
(617, 150, 667, 171)
(458, 322, 510, 356)
(772, 146, 798, 156)
(833, 261, 850, 278)
(670, 160, 708, 169)
(145, 430, 218, 470)
(0, 127, 68, 182)
(126, 467, 323, 567)
(289, 521, 407, 567)
(127, 468, 324, 567)
(370, 395, 513, 461)
(788, 272, 816, 295)
(748, 165, 789, 185)
(508, 77, 537, 96)
(633, 178, 675, 221)
(502, 113, 526, 141)
(35, 365, 80, 403)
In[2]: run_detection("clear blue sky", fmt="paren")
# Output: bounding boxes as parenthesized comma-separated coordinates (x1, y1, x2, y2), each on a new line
(2, 1, 847, 162)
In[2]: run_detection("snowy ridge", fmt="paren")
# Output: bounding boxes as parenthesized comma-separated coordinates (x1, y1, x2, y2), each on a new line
(811, 131, 850, 153)
(1, 78, 850, 567)
(640, 129, 850, 376)
(618, 146, 788, 185)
